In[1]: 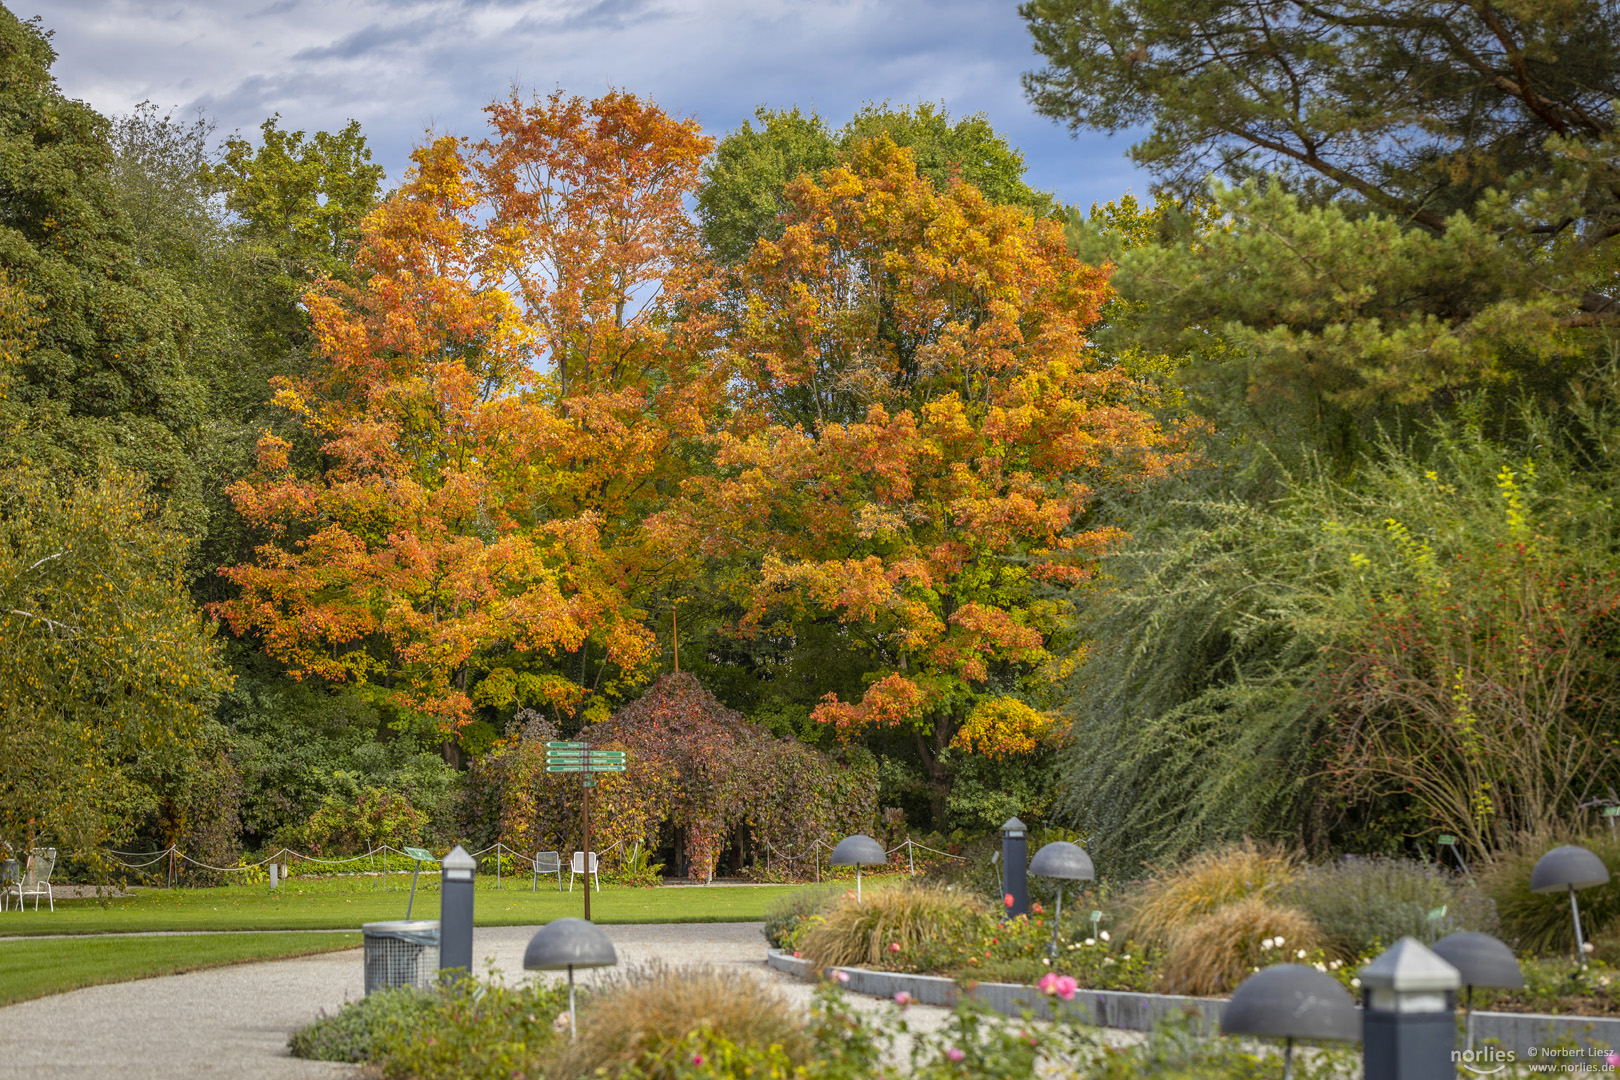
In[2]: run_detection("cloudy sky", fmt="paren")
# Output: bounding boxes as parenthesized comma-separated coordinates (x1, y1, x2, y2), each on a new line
(36, 0, 1147, 210)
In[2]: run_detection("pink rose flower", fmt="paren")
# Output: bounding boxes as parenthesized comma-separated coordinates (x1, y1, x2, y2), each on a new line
(1055, 975, 1078, 1001)
(833, 970, 850, 984)
(894, 991, 912, 1006)
(1004, 893, 1015, 907)
(1038, 972, 1059, 995)
(946, 1048, 965, 1062)
(691, 1053, 705, 1066)
(890, 942, 901, 952)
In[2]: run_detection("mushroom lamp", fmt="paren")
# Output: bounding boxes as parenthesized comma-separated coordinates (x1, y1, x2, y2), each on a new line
(1432, 931, 1522, 1054)
(523, 918, 618, 1041)
(1531, 845, 1610, 961)
(1028, 841, 1095, 956)
(1222, 965, 1360, 1080)
(829, 834, 887, 901)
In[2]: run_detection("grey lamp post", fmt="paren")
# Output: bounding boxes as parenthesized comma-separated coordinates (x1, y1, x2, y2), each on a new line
(828, 835, 886, 901)
(439, 845, 476, 979)
(1360, 936, 1460, 1080)
(1433, 931, 1523, 1059)
(1221, 964, 1360, 1080)
(1001, 818, 1028, 918)
(1028, 841, 1094, 956)
(523, 917, 618, 1042)
(1531, 844, 1610, 962)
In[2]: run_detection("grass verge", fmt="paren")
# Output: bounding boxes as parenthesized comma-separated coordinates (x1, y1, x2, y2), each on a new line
(0, 931, 361, 1006)
(0, 877, 816, 935)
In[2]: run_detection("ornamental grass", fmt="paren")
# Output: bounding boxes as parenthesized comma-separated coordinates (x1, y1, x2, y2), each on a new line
(797, 883, 987, 972)
(1157, 893, 1323, 996)
(1279, 855, 1496, 959)
(552, 962, 812, 1080)
(1121, 841, 1300, 948)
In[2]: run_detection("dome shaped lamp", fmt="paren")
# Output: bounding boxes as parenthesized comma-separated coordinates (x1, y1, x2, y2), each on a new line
(829, 835, 887, 901)
(1222, 964, 1360, 1080)
(1531, 845, 1611, 961)
(1028, 841, 1095, 957)
(523, 918, 618, 1041)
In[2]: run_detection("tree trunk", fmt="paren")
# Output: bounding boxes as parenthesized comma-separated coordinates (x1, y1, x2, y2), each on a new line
(915, 725, 954, 832)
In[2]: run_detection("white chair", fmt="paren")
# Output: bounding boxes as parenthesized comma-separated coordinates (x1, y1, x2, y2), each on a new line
(532, 850, 562, 891)
(569, 851, 599, 892)
(7, 848, 55, 912)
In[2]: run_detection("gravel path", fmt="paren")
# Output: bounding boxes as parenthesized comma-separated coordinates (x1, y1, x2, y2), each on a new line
(0, 923, 953, 1079)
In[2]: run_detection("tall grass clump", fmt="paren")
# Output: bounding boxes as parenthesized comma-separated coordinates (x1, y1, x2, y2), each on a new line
(288, 986, 440, 1062)
(1158, 894, 1322, 996)
(1122, 842, 1299, 947)
(552, 962, 810, 1079)
(798, 884, 987, 972)
(1481, 833, 1620, 956)
(1280, 856, 1497, 958)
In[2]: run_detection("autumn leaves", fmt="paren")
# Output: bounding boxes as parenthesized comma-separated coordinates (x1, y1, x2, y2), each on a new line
(213, 90, 1177, 790)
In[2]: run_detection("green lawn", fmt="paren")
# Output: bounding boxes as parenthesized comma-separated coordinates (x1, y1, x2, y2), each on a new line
(0, 876, 813, 936)
(0, 932, 361, 1006)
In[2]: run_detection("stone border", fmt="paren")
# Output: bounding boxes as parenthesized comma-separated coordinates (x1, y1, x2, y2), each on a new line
(766, 949, 1620, 1054)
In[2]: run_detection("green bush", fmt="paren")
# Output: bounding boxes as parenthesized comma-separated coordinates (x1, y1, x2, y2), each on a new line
(1482, 833, 1620, 956)
(1280, 856, 1497, 958)
(288, 986, 439, 1062)
(761, 883, 842, 949)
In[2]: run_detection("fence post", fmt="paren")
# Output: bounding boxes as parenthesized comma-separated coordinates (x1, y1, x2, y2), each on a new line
(907, 840, 915, 878)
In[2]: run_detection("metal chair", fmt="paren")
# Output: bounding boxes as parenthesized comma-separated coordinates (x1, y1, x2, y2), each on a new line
(569, 851, 599, 892)
(7, 848, 55, 912)
(532, 850, 562, 891)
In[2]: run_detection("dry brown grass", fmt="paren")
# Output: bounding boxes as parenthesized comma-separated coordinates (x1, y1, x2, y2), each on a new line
(1158, 894, 1324, 996)
(1122, 841, 1301, 947)
(547, 962, 810, 1079)
(797, 883, 987, 973)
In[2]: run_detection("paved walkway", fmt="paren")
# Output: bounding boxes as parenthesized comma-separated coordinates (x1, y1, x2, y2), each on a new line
(0, 923, 953, 1079)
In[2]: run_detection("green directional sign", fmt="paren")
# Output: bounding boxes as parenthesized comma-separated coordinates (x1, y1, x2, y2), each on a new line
(546, 741, 588, 749)
(1438, 835, 1456, 845)
(546, 749, 625, 757)
(547, 763, 627, 773)
(402, 846, 436, 862)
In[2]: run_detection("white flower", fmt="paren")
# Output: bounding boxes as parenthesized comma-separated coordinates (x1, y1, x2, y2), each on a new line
(1042, 958, 1051, 966)
(1261, 938, 1275, 950)
(1297, 949, 1307, 959)
(1314, 963, 1327, 972)
(1584, 942, 1597, 954)
(1350, 978, 1361, 988)
(1083, 938, 1095, 947)
(1100, 930, 1111, 942)
(1275, 937, 1286, 947)
(1122, 954, 1131, 961)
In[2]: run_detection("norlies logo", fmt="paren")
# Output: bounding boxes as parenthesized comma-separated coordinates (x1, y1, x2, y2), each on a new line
(1454, 1047, 1516, 1075)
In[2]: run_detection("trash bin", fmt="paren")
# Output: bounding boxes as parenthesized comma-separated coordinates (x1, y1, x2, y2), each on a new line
(362, 920, 440, 995)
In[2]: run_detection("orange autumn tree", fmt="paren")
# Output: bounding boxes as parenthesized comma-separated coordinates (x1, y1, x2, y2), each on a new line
(689, 138, 1181, 826)
(215, 90, 717, 744)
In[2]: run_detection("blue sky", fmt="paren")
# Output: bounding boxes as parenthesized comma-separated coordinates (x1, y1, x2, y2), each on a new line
(36, 0, 1148, 211)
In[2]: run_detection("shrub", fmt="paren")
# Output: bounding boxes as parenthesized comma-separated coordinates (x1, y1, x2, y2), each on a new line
(798, 884, 987, 972)
(288, 986, 439, 1062)
(1280, 856, 1497, 958)
(552, 962, 812, 1079)
(1481, 832, 1620, 956)
(1158, 894, 1323, 996)
(762, 883, 842, 949)
(302, 786, 428, 855)
(1122, 842, 1299, 948)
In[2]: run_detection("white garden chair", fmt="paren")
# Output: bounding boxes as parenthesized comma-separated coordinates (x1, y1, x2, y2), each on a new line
(569, 850, 599, 892)
(532, 850, 562, 891)
(7, 848, 55, 912)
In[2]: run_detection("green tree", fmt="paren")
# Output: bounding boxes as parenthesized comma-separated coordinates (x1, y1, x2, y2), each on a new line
(698, 102, 1055, 265)
(0, 11, 209, 527)
(0, 468, 232, 853)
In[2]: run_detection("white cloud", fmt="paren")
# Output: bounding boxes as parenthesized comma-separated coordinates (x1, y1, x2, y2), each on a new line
(34, 0, 1147, 208)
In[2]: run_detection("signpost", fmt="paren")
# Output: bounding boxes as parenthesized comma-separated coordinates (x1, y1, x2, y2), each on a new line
(401, 846, 436, 919)
(545, 742, 628, 921)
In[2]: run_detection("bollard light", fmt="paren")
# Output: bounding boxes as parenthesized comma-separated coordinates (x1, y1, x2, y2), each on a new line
(523, 917, 618, 1041)
(1433, 931, 1522, 1058)
(1001, 818, 1028, 918)
(828, 835, 886, 902)
(1222, 964, 1360, 1080)
(1360, 936, 1460, 1080)
(1531, 845, 1610, 962)
(1028, 841, 1094, 956)
(439, 845, 476, 980)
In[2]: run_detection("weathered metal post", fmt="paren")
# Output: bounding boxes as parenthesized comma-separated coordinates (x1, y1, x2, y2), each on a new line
(439, 844, 476, 980)
(1001, 817, 1028, 918)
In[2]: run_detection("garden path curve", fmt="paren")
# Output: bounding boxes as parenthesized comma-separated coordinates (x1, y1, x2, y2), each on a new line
(0, 922, 951, 1079)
